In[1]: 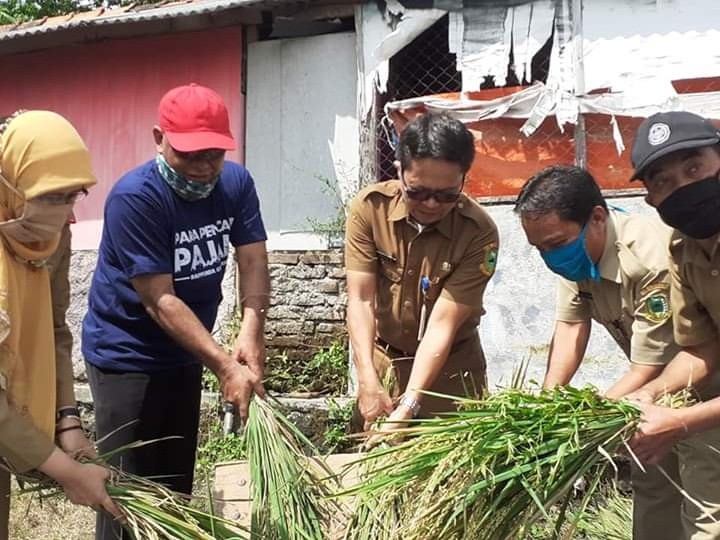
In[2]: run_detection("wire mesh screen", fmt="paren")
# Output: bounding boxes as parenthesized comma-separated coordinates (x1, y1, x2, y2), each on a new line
(375, 15, 461, 181)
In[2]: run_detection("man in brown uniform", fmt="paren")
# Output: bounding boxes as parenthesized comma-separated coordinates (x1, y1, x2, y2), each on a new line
(517, 165, 720, 540)
(345, 112, 498, 432)
(628, 113, 720, 479)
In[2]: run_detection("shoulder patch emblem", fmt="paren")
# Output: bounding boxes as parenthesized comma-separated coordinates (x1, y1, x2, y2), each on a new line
(645, 289, 671, 323)
(480, 243, 498, 277)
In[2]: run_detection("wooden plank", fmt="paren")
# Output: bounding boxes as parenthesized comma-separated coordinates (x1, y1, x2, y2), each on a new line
(213, 452, 364, 527)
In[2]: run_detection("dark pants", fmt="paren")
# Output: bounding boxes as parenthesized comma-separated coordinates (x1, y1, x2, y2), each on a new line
(86, 362, 203, 540)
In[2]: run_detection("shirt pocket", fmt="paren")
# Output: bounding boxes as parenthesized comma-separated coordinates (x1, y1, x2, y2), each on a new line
(426, 262, 454, 302)
(377, 252, 402, 283)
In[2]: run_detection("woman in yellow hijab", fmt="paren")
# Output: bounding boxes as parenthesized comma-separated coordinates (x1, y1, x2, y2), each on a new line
(0, 111, 121, 539)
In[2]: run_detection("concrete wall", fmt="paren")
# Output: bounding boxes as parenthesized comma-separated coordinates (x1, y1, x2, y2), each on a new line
(246, 31, 359, 250)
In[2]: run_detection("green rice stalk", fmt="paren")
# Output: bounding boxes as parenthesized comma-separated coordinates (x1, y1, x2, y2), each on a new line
(11, 441, 249, 540)
(244, 396, 342, 540)
(340, 385, 641, 540)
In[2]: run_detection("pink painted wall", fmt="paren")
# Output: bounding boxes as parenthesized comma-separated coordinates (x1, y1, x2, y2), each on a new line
(0, 27, 245, 223)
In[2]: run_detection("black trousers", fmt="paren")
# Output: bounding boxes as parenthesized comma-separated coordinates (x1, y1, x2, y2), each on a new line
(86, 361, 203, 540)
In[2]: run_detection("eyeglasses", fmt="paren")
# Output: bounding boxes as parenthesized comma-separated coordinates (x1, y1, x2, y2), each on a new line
(172, 148, 226, 161)
(400, 175, 464, 203)
(34, 188, 88, 205)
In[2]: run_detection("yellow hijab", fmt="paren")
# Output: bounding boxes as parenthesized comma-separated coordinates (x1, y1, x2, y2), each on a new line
(0, 111, 96, 449)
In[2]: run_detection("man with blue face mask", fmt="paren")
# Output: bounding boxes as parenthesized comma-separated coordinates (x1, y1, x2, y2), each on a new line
(83, 84, 270, 540)
(516, 165, 720, 540)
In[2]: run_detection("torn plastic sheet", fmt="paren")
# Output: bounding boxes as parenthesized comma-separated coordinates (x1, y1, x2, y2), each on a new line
(454, 0, 555, 91)
(458, 5, 511, 89)
(358, 2, 445, 117)
(385, 82, 720, 141)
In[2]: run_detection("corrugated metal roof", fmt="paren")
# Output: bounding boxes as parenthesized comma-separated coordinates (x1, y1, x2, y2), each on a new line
(0, 0, 275, 41)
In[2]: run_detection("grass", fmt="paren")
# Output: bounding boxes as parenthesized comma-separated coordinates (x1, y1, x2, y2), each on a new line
(264, 341, 349, 395)
(201, 340, 349, 396)
(322, 398, 356, 454)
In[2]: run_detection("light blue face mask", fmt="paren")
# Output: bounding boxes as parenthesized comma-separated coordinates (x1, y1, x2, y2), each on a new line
(156, 154, 219, 201)
(539, 223, 600, 282)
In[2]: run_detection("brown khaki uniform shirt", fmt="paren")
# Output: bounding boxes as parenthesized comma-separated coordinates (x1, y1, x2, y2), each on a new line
(670, 231, 720, 347)
(668, 231, 720, 398)
(345, 180, 498, 355)
(0, 225, 74, 472)
(555, 211, 678, 366)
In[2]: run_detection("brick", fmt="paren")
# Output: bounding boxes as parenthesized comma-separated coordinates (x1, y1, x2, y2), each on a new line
(268, 252, 300, 265)
(302, 322, 316, 333)
(300, 251, 344, 265)
(271, 321, 304, 335)
(316, 323, 342, 333)
(307, 306, 346, 321)
(287, 264, 327, 279)
(266, 305, 302, 319)
(293, 292, 327, 307)
(329, 267, 346, 279)
(317, 279, 339, 293)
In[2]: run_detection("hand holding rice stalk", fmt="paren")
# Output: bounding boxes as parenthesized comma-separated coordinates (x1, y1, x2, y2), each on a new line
(12, 440, 249, 540)
(341, 385, 643, 540)
(244, 395, 344, 540)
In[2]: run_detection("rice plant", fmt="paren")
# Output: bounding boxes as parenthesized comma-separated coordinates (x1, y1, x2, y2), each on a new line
(12, 452, 249, 540)
(340, 385, 642, 540)
(577, 487, 633, 540)
(244, 396, 343, 540)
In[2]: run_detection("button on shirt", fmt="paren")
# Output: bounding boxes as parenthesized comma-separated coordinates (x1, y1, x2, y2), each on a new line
(555, 211, 678, 366)
(344, 180, 499, 354)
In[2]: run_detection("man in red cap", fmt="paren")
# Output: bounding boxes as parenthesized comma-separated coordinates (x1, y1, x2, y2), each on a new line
(83, 84, 269, 539)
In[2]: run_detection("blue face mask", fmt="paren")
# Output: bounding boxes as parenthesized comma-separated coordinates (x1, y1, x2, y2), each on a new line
(156, 154, 219, 201)
(539, 223, 600, 282)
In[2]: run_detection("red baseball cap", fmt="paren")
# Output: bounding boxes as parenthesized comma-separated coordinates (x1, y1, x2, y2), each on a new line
(158, 83, 236, 152)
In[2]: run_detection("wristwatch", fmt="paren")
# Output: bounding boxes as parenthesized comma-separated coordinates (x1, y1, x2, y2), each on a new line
(399, 395, 421, 417)
(56, 407, 81, 423)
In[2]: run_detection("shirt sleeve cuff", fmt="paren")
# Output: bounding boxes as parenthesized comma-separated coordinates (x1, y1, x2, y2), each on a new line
(555, 309, 589, 323)
(629, 345, 674, 366)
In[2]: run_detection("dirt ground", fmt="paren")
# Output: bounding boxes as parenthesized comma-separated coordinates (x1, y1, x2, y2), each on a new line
(9, 487, 95, 540)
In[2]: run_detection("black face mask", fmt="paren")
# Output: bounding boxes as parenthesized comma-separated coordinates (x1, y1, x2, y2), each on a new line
(657, 176, 720, 239)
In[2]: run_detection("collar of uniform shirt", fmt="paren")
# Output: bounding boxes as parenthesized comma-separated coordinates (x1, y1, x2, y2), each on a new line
(596, 209, 622, 283)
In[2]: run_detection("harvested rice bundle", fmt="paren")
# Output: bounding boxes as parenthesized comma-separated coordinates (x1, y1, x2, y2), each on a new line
(15, 458, 248, 540)
(244, 396, 341, 540)
(342, 386, 641, 540)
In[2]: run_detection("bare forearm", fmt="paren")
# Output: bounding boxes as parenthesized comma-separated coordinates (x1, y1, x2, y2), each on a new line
(404, 326, 453, 402)
(606, 365, 664, 400)
(641, 345, 719, 399)
(681, 398, 720, 435)
(543, 321, 590, 389)
(150, 294, 231, 374)
(237, 258, 270, 340)
(347, 298, 379, 384)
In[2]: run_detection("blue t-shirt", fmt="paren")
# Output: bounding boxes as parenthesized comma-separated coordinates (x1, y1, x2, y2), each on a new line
(82, 159, 267, 372)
